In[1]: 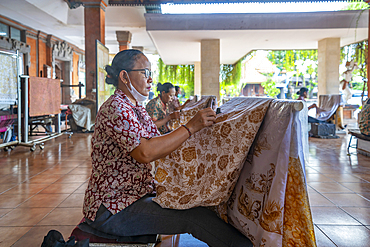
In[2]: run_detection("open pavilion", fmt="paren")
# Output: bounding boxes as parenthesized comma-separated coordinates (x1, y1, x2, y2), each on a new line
(1, 1, 370, 246)
(1, 0, 369, 101)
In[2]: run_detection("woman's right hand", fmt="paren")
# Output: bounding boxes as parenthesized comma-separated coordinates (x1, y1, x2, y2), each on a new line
(186, 108, 216, 134)
(308, 103, 317, 110)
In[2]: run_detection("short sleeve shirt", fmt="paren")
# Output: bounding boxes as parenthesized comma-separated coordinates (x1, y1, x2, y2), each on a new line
(83, 89, 160, 221)
(359, 99, 370, 136)
(145, 96, 169, 134)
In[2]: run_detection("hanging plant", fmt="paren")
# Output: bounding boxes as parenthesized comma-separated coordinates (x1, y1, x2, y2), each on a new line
(156, 58, 194, 98)
(219, 58, 243, 97)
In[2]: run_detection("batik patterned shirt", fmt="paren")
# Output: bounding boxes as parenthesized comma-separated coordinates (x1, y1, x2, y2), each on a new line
(83, 89, 160, 221)
(359, 98, 370, 136)
(146, 96, 169, 134)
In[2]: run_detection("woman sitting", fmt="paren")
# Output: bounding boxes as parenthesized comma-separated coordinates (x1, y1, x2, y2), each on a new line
(168, 86, 191, 112)
(82, 49, 252, 247)
(297, 87, 325, 123)
(146, 82, 180, 134)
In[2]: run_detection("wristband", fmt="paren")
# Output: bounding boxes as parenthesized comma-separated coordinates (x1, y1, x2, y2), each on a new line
(182, 124, 192, 138)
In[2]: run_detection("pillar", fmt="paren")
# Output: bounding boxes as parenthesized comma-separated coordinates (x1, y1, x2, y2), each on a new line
(116, 31, 132, 51)
(201, 39, 220, 101)
(84, 0, 107, 98)
(317, 38, 340, 97)
(194, 61, 201, 97)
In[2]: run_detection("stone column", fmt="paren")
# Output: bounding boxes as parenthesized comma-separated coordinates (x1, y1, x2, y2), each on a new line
(201, 39, 220, 101)
(116, 31, 132, 51)
(317, 38, 340, 97)
(194, 61, 201, 97)
(84, 0, 107, 98)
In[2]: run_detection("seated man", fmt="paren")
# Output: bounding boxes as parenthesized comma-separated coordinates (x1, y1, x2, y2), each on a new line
(359, 98, 370, 136)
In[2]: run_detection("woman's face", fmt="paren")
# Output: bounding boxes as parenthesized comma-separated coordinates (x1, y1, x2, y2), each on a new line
(161, 88, 176, 104)
(177, 88, 182, 96)
(127, 54, 152, 96)
(303, 91, 308, 98)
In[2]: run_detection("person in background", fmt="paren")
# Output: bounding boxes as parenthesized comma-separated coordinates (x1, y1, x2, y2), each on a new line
(297, 87, 325, 123)
(146, 82, 180, 134)
(82, 49, 253, 247)
(168, 86, 191, 113)
(359, 98, 370, 136)
(297, 87, 317, 110)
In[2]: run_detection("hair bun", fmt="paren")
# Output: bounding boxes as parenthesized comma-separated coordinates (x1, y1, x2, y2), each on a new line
(105, 65, 117, 77)
(105, 65, 118, 85)
(157, 83, 163, 92)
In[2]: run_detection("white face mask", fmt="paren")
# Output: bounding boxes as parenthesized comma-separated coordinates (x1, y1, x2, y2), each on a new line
(125, 75, 148, 104)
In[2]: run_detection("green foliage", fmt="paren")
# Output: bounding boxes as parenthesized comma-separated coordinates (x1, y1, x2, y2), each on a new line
(341, 40, 368, 78)
(219, 59, 243, 97)
(220, 64, 234, 86)
(156, 58, 194, 98)
(341, 40, 368, 97)
(267, 50, 317, 72)
(341, 0, 369, 10)
(267, 49, 318, 99)
(261, 78, 280, 98)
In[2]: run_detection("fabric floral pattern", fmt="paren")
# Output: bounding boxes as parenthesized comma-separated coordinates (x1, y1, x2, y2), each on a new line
(168, 96, 180, 113)
(226, 98, 316, 247)
(359, 99, 370, 136)
(83, 89, 160, 221)
(155, 97, 316, 247)
(168, 96, 216, 131)
(146, 96, 169, 134)
(283, 157, 316, 247)
(153, 98, 270, 209)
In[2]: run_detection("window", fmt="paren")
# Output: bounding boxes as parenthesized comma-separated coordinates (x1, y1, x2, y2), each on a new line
(10, 27, 21, 41)
(0, 22, 8, 37)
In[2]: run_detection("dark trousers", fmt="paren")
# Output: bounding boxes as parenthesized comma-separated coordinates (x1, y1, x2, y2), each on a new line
(308, 116, 326, 123)
(84, 195, 252, 247)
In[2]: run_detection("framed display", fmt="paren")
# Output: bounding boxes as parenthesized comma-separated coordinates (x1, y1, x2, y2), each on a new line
(96, 40, 113, 111)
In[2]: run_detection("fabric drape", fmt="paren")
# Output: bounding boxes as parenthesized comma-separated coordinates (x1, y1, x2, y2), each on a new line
(154, 97, 316, 247)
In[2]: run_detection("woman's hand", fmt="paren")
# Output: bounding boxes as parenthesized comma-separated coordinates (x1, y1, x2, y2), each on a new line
(131, 107, 216, 163)
(186, 108, 216, 134)
(170, 111, 180, 120)
(184, 99, 191, 105)
(308, 103, 317, 110)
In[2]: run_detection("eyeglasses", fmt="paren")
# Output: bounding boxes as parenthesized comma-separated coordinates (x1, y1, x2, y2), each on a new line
(126, 68, 152, 78)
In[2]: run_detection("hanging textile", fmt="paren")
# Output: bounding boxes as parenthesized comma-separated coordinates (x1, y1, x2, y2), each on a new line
(226, 98, 315, 247)
(154, 97, 316, 247)
(0, 52, 18, 105)
(28, 77, 61, 117)
(167, 95, 216, 132)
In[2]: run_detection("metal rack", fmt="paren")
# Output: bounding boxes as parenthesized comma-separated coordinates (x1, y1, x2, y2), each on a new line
(0, 50, 63, 152)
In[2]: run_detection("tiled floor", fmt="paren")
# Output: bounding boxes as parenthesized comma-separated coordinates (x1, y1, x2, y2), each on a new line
(0, 132, 370, 246)
(306, 133, 370, 247)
